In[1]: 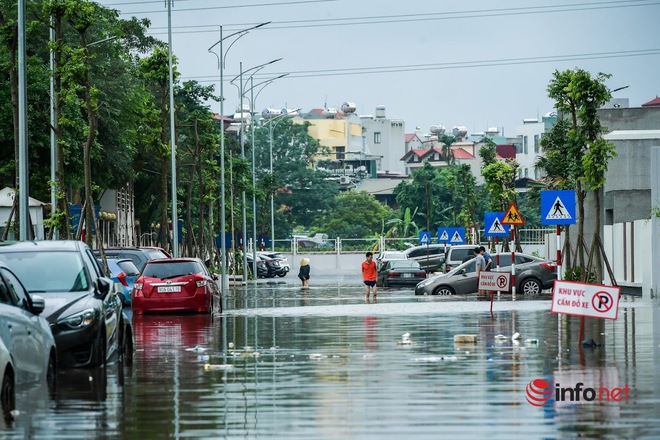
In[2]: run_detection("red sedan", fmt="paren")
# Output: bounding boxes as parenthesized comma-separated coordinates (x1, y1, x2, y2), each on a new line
(132, 258, 220, 314)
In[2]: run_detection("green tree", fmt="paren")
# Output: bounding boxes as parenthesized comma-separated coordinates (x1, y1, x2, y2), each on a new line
(322, 190, 390, 239)
(546, 68, 615, 280)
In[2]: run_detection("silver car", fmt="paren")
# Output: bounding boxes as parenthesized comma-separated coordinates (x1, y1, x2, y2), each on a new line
(0, 262, 57, 404)
(415, 252, 557, 296)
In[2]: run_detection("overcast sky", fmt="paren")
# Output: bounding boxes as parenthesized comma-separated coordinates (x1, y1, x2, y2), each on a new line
(98, 0, 660, 137)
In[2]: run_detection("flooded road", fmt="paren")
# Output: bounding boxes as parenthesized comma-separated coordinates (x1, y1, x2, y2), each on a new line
(2, 277, 660, 439)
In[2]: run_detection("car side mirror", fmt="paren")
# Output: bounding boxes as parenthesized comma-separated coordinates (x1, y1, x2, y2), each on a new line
(458, 269, 466, 275)
(95, 277, 111, 299)
(30, 294, 46, 315)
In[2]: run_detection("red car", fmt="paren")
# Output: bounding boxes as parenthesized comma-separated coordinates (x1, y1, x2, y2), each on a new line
(132, 258, 221, 314)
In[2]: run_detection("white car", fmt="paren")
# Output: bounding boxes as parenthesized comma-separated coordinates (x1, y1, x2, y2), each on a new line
(259, 252, 290, 274)
(0, 262, 57, 396)
(375, 251, 408, 270)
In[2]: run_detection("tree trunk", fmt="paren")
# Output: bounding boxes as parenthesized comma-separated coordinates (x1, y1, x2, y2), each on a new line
(159, 84, 169, 249)
(53, 8, 70, 238)
(593, 189, 603, 283)
(576, 181, 586, 270)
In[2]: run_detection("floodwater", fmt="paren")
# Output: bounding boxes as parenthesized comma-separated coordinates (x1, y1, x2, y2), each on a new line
(2, 275, 660, 439)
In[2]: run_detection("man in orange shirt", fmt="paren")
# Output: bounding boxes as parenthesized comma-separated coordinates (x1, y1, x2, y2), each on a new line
(362, 252, 378, 301)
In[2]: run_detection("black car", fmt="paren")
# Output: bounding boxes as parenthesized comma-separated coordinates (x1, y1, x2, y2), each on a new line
(95, 247, 170, 273)
(0, 241, 132, 368)
(257, 254, 286, 278)
(377, 259, 427, 287)
(245, 253, 268, 278)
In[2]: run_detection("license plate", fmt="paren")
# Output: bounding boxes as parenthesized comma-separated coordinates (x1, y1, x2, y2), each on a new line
(402, 273, 413, 278)
(158, 285, 181, 293)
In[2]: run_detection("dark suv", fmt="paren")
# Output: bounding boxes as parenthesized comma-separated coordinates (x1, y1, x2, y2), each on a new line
(95, 247, 170, 272)
(403, 244, 446, 273)
(0, 241, 132, 368)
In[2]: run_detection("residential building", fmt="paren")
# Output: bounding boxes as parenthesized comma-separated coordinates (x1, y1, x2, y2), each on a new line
(514, 112, 558, 180)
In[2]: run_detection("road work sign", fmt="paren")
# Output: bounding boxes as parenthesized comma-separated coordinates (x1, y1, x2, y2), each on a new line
(551, 280, 620, 320)
(478, 271, 511, 292)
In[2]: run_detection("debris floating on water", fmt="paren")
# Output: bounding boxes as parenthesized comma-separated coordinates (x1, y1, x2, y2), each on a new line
(185, 345, 207, 353)
(454, 334, 477, 343)
(397, 332, 414, 345)
(204, 363, 235, 371)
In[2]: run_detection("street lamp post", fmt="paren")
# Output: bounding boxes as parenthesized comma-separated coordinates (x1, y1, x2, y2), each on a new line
(266, 108, 299, 251)
(208, 22, 270, 292)
(166, 0, 178, 257)
(230, 58, 282, 281)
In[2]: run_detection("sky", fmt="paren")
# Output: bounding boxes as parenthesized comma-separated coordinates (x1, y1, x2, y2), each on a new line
(97, 0, 660, 138)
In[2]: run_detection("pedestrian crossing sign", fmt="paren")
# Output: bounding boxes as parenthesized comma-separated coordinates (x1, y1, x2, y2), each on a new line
(437, 228, 450, 243)
(449, 227, 465, 244)
(502, 203, 524, 225)
(484, 212, 509, 237)
(419, 231, 432, 245)
(541, 190, 576, 225)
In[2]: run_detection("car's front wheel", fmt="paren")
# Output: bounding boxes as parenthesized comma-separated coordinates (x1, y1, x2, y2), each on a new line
(1, 369, 15, 416)
(520, 278, 542, 296)
(120, 324, 133, 366)
(90, 327, 107, 368)
(433, 286, 455, 296)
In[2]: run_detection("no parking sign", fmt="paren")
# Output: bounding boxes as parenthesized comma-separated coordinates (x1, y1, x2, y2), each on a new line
(551, 280, 620, 320)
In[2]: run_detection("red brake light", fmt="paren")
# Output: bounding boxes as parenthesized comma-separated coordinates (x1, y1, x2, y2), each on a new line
(541, 262, 557, 271)
(117, 272, 128, 286)
(387, 272, 399, 277)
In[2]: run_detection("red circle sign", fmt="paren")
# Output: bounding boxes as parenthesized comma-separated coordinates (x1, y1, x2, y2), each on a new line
(497, 276, 508, 288)
(592, 291, 614, 312)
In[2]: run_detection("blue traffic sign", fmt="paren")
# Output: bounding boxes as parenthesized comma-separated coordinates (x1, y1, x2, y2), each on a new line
(437, 227, 451, 243)
(448, 227, 465, 244)
(484, 212, 509, 237)
(419, 231, 432, 245)
(541, 190, 576, 225)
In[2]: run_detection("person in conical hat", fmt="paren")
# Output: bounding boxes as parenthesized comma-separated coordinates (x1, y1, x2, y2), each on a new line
(298, 258, 311, 288)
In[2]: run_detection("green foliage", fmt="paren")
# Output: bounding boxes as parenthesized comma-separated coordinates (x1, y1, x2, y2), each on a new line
(481, 159, 518, 212)
(564, 266, 596, 283)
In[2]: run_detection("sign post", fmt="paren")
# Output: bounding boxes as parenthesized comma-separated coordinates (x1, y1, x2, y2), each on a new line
(484, 212, 509, 300)
(541, 190, 576, 281)
(502, 203, 524, 299)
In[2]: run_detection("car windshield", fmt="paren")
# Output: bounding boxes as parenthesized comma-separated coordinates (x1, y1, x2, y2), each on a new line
(142, 261, 201, 279)
(109, 259, 140, 276)
(144, 250, 169, 260)
(380, 252, 406, 259)
(0, 251, 89, 292)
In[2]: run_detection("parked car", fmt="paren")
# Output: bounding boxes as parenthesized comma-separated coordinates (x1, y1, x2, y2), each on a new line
(415, 252, 557, 296)
(132, 258, 221, 315)
(259, 252, 289, 275)
(95, 247, 170, 272)
(249, 254, 286, 278)
(0, 240, 130, 368)
(377, 259, 427, 287)
(0, 261, 57, 391)
(403, 244, 446, 273)
(246, 253, 268, 278)
(375, 251, 408, 270)
(443, 244, 478, 273)
(103, 258, 140, 306)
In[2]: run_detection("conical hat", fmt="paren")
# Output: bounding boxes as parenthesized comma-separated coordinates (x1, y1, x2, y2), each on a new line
(300, 258, 310, 266)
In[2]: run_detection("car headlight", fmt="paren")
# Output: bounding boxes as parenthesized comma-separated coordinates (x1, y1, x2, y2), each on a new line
(59, 309, 96, 329)
(418, 278, 434, 288)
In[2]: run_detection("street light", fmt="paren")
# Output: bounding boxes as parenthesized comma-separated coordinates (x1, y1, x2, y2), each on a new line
(245, 74, 289, 275)
(166, 0, 178, 257)
(264, 107, 299, 251)
(208, 22, 270, 292)
(230, 58, 282, 282)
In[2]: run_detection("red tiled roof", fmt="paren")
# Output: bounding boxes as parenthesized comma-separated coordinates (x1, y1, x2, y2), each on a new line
(410, 148, 427, 157)
(496, 144, 517, 159)
(451, 148, 474, 159)
(405, 133, 417, 143)
(642, 97, 660, 107)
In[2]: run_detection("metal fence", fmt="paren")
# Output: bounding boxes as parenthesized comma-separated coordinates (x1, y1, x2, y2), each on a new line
(272, 228, 554, 254)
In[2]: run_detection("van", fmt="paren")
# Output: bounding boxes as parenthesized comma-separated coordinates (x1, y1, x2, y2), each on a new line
(444, 245, 478, 273)
(402, 244, 446, 273)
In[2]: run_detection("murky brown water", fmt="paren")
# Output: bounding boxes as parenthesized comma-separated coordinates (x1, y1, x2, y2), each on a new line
(2, 282, 659, 439)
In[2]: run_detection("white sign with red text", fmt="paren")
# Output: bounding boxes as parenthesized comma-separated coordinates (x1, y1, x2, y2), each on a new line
(478, 271, 511, 292)
(551, 280, 620, 320)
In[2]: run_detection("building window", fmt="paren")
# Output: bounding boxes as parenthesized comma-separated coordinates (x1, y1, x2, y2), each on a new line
(534, 168, 539, 179)
(336, 146, 345, 160)
(518, 169, 522, 178)
(374, 132, 382, 144)
(534, 134, 540, 153)
(523, 136, 528, 154)
(524, 168, 529, 177)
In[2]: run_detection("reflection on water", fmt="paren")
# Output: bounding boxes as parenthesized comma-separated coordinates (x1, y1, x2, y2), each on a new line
(1, 285, 659, 439)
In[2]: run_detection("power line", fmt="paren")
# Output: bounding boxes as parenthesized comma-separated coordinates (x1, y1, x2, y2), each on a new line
(107, 0, 660, 32)
(181, 48, 660, 82)
(102, 0, 336, 14)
